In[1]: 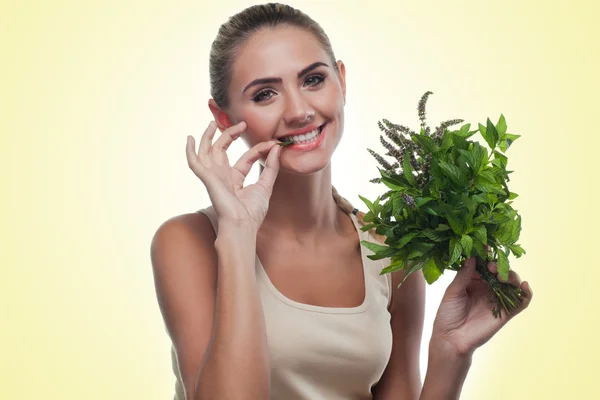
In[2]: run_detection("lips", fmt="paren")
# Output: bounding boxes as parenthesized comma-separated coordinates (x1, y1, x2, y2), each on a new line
(278, 123, 325, 143)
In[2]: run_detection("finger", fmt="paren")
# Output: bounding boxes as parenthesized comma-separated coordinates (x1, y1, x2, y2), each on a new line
(447, 256, 476, 295)
(186, 135, 198, 167)
(199, 121, 218, 158)
(504, 282, 533, 319)
(470, 258, 482, 280)
(499, 269, 521, 288)
(232, 140, 278, 178)
(213, 121, 247, 152)
(512, 280, 533, 313)
(256, 142, 282, 191)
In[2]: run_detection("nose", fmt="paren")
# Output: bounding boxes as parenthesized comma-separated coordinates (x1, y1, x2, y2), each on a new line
(282, 88, 315, 126)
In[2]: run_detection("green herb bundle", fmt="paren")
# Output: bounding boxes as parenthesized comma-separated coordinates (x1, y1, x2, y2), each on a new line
(358, 91, 525, 318)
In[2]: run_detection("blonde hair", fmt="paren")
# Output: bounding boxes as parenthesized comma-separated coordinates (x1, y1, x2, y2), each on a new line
(331, 185, 387, 244)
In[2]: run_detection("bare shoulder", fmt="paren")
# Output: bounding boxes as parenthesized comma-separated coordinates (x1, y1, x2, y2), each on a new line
(152, 211, 216, 247)
(151, 210, 218, 264)
(150, 210, 219, 330)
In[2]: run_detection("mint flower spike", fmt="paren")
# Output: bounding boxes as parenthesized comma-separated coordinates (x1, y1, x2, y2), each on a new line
(359, 90, 526, 319)
(417, 91, 434, 132)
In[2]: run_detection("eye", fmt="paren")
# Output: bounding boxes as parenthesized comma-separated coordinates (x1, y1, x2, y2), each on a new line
(304, 74, 326, 87)
(252, 89, 276, 103)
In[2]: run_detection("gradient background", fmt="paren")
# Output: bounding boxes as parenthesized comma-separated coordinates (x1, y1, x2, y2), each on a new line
(2, 0, 597, 398)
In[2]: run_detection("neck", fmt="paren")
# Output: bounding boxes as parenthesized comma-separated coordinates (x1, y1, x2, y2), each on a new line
(259, 163, 351, 246)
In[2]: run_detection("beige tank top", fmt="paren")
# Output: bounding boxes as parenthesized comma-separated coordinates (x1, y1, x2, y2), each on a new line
(169, 205, 394, 400)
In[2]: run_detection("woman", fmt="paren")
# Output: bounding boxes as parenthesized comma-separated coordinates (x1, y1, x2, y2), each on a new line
(151, 3, 533, 399)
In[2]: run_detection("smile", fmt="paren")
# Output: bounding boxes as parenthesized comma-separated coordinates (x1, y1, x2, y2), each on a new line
(278, 124, 325, 144)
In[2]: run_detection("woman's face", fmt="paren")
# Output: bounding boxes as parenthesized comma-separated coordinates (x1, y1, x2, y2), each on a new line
(215, 25, 346, 174)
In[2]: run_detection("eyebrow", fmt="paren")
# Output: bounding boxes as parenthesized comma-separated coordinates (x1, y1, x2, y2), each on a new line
(241, 61, 329, 95)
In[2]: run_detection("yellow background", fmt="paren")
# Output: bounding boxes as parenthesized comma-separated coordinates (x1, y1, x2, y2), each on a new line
(2, 0, 597, 398)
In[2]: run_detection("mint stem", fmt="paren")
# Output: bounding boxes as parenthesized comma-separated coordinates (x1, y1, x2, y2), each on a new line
(474, 256, 525, 318)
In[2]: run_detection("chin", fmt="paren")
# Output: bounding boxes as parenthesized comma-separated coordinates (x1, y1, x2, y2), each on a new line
(279, 155, 333, 176)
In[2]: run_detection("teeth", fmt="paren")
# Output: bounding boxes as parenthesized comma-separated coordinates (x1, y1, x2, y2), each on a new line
(282, 127, 320, 143)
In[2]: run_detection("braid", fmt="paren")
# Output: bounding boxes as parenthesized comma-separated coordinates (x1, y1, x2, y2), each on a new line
(331, 185, 386, 244)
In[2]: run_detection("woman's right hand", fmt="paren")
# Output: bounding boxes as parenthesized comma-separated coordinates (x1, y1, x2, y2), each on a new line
(186, 120, 282, 232)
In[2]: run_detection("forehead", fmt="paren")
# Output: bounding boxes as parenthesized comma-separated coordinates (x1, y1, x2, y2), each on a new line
(231, 25, 330, 87)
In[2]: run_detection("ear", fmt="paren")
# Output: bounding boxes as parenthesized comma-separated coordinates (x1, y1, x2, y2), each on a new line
(208, 99, 233, 132)
(336, 60, 346, 105)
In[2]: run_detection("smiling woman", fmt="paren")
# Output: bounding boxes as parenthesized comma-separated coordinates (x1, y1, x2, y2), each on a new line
(149, 3, 509, 400)
(149, 4, 423, 400)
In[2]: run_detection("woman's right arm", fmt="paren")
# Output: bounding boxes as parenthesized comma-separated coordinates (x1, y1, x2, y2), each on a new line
(151, 214, 270, 400)
(153, 118, 281, 398)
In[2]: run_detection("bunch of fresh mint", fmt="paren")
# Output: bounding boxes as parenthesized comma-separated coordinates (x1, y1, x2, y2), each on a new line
(358, 91, 525, 318)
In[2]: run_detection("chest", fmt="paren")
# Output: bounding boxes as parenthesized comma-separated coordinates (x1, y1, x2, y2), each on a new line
(254, 263, 394, 399)
(256, 235, 366, 308)
(253, 230, 395, 398)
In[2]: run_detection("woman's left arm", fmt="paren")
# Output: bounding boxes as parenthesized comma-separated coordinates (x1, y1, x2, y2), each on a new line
(374, 256, 533, 400)
(371, 268, 426, 400)
(418, 256, 533, 400)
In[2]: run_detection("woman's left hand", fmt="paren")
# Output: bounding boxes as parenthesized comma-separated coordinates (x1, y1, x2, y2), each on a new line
(430, 255, 533, 358)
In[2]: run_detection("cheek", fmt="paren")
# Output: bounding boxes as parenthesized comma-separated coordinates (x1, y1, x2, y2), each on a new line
(314, 85, 345, 115)
(239, 107, 279, 143)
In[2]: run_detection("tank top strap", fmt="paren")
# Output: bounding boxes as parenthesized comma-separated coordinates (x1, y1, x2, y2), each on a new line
(349, 212, 393, 311)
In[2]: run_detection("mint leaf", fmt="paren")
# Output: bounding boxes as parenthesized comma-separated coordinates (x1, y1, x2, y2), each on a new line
(478, 123, 487, 143)
(415, 197, 434, 208)
(507, 243, 526, 258)
(456, 123, 475, 139)
(473, 225, 487, 245)
(397, 257, 428, 288)
(460, 234, 474, 258)
(510, 214, 522, 244)
(470, 142, 488, 173)
(472, 237, 487, 259)
(423, 229, 449, 242)
(442, 205, 464, 235)
(493, 150, 507, 168)
(485, 118, 499, 150)
(422, 257, 443, 284)
(396, 232, 420, 249)
(434, 224, 451, 231)
(380, 258, 406, 274)
(412, 134, 437, 153)
(502, 133, 520, 151)
(402, 149, 417, 186)
(497, 248, 510, 281)
(407, 242, 436, 259)
(358, 194, 375, 214)
(497, 114, 507, 136)
(449, 237, 462, 265)
(438, 160, 466, 186)
(361, 240, 398, 260)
